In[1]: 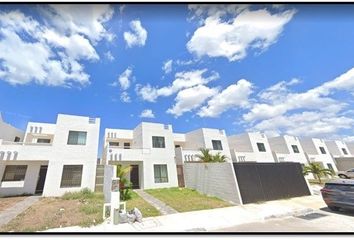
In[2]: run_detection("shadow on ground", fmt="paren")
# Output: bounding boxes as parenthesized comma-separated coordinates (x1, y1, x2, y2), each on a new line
(320, 207, 354, 217)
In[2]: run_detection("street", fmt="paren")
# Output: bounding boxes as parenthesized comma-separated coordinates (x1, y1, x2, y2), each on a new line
(215, 207, 354, 232)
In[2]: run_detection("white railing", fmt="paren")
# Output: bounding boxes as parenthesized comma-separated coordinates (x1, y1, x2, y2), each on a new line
(1, 141, 52, 146)
(0, 140, 53, 161)
(107, 147, 151, 161)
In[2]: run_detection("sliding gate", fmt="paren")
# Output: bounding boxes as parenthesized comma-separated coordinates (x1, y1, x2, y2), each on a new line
(233, 162, 311, 204)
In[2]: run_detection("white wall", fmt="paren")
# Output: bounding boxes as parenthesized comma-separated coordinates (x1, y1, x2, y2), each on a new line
(0, 115, 24, 142)
(269, 135, 308, 164)
(325, 140, 351, 157)
(184, 162, 242, 204)
(346, 142, 354, 156)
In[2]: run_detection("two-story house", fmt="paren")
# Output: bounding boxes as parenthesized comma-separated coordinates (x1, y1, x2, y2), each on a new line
(0, 113, 24, 142)
(0, 114, 100, 197)
(325, 140, 352, 158)
(228, 132, 275, 162)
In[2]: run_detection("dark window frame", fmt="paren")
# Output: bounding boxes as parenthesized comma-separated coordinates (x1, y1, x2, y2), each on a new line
(154, 164, 168, 183)
(37, 138, 51, 144)
(109, 142, 119, 147)
(257, 142, 266, 152)
(67, 131, 87, 145)
(152, 136, 166, 148)
(319, 147, 326, 154)
(342, 148, 348, 155)
(2, 165, 27, 182)
(291, 145, 300, 153)
(60, 165, 83, 188)
(212, 140, 223, 150)
(14, 136, 21, 142)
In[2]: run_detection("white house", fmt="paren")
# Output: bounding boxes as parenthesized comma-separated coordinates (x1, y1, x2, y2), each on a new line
(228, 132, 275, 163)
(0, 114, 100, 197)
(0, 113, 24, 142)
(268, 135, 309, 165)
(174, 128, 232, 164)
(325, 140, 352, 158)
(102, 122, 179, 189)
(299, 137, 338, 172)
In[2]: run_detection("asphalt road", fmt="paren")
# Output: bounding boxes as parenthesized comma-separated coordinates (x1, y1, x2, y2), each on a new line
(215, 207, 354, 232)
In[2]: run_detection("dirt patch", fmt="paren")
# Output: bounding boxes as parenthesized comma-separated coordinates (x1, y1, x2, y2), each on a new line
(0, 196, 28, 212)
(0, 196, 103, 232)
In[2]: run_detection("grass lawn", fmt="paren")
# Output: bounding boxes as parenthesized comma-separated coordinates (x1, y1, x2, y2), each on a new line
(126, 191, 160, 218)
(145, 187, 233, 212)
(0, 189, 104, 232)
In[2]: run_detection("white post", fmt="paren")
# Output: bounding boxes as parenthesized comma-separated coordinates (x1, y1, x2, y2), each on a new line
(110, 177, 120, 225)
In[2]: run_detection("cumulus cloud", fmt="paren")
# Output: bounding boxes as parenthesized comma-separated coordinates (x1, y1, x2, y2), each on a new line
(140, 109, 155, 118)
(111, 67, 133, 90)
(0, 5, 114, 86)
(136, 69, 219, 102)
(167, 85, 218, 117)
(198, 79, 253, 117)
(244, 67, 354, 138)
(105, 51, 114, 61)
(124, 20, 147, 48)
(120, 91, 131, 103)
(187, 5, 295, 61)
(162, 59, 173, 74)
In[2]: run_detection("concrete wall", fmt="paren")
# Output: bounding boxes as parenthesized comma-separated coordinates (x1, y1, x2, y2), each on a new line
(269, 135, 308, 164)
(103, 165, 114, 203)
(325, 140, 351, 158)
(0, 115, 24, 142)
(346, 142, 354, 156)
(184, 162, 242, 205)
(334, 157, 354, 171)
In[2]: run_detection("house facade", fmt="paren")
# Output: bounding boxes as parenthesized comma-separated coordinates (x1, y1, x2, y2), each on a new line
(102, 122, 179, 189)
(325, 140, 352, 158)
(0, 113, 24, 142)
(299, 137, 338, 172)
(268, 135, 309, 165)
(228, 132, 275, 163)
(0, 114, 100, 197)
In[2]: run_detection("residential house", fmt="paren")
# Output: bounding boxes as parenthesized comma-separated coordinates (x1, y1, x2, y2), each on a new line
(0, 114, 100, 197)
(325, 140, 352, 158)
(0, 113, 24, 142)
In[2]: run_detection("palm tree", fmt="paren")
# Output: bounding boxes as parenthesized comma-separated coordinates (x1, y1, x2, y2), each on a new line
(303, 162, 334, 184)
(115, 165, 133, 200)
(195, 148, 213, 162)
(212, 152, 227, 163)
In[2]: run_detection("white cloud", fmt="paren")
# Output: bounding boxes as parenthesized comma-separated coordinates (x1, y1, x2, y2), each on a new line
(0, 5, 114, 86)
(140, 109, 155, 118)
(162, 59, 173, 74)
(187, 6, 295, 61)
(136, 69, 219, 102)
(113, 67, 133, 90)
(167, 85, 218, 117)
(120, 91, 131, 103)
(124, 20, 147, 48)
(105, 51, 114, 61)
(198, 79, 253, 117)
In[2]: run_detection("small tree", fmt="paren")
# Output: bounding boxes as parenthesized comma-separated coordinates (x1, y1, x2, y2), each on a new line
(303, 162, 334, 184)
(196, 148, 227, 163)
(116, 165, 133, 200)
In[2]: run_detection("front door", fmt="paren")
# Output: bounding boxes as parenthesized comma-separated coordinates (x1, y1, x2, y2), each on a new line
(130, 165, 139, 189)
(35, 165, 48, 194)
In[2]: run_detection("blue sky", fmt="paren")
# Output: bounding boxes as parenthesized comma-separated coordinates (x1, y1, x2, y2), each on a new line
(2, 4, 354, 154)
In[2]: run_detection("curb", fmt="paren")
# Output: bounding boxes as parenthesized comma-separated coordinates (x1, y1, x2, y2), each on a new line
(263, 208, 314, 220)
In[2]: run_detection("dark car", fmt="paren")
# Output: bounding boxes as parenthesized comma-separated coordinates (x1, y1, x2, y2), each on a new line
(320, 179, 354, 211)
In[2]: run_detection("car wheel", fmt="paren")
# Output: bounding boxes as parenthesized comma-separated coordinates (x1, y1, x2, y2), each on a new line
(328, 206, 340, 211)
(338, 174, 349, 179)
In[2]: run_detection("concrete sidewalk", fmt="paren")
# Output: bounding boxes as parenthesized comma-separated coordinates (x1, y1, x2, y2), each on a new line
(45, 195, 325, 232)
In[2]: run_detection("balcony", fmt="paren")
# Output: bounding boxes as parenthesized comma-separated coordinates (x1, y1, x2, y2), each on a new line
(175, 147, 225, 164)
(0, 140, 53, 161)
(107, 147, 151, 162)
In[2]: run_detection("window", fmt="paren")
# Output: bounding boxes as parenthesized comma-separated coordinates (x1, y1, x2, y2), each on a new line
(14, 136, 20, 142)
(342, 148, 348, 155)
(212, 140, 223, 150)
(152, 136, 165, 148)
(291, 145, 300, 153)
(257, 142, 266, 152)
(319, 147, 326, 154)
(109, 142, 119, 147)
(154, 165, 168, 183)
(175, 145, 181, 148)
(327, 163, 334, 172)
(124, 142, 130, 149)
(60, 165, 83, 188)
(67, 131, 87, 145)
(2, 165, 27, 182)
(37, 138, 51, 144)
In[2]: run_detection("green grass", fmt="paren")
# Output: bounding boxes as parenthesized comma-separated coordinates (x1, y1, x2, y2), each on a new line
(145, 187, 233, 212)
(126, 191, 160, 218)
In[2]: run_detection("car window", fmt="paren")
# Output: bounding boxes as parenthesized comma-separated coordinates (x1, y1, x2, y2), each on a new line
(347, 169, 354, 172)
(325, 184, 354, 191)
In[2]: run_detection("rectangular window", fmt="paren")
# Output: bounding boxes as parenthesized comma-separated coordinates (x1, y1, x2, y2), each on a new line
(327, 163, 334, 172)
(152, 136, 165, 148)
(154, 164, 168, 183)
(60, 165, 83, 188)
(67, 131, 87, 145)
(342, 148, 348, 155)
(124, 142, 130, 149)
(2, 165, 27, 181)
(109, 142, 119, 147)
(14, 136, 21, 142)
(37, 138, 51, 144)
(319, 147, 326, 154)
(291, 145, 300, 153)
(257, 142, 266, 152)
(212, 140, 223, 150)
